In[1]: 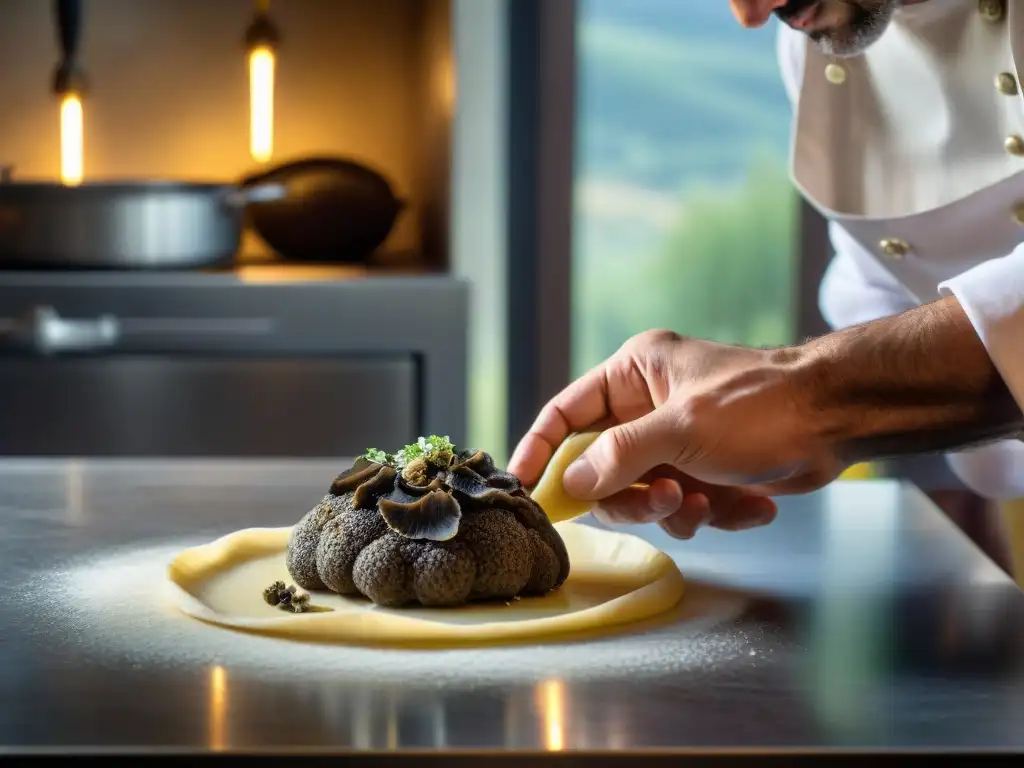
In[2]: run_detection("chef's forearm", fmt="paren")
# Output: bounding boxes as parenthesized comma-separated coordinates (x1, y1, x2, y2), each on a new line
(797, 295, 1024, 463)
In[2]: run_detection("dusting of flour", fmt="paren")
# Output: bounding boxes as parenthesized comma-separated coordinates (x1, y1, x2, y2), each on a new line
(26, 537, 756, 685)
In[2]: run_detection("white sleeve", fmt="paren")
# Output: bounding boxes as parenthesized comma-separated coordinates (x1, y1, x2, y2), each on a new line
(822, 240, 1024, 500)
(777, 24, 1024, 498)
(818, 222, 918, 329)
(937, 246, 1024, 500)
(938, 245, 1024, 414)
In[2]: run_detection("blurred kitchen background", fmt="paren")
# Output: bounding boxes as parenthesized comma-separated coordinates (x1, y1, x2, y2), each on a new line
(0, 0, 805, 459)
(0, 0, 1007, 568)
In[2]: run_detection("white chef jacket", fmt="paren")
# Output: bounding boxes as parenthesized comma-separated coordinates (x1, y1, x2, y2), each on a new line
(776, 0, 1024, 499)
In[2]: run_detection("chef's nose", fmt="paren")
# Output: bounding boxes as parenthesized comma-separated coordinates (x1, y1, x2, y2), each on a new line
(730, 0, 788, 28)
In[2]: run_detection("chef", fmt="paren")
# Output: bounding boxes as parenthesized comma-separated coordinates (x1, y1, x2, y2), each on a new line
(507, 0, 1024, 557)
(776, 0, 1024, 572)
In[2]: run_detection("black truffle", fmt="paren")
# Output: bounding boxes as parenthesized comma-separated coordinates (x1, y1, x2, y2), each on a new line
(458, 509, 533, 600)
(286, 495, 348, 590)
(284, 438, 571, 608)
(315, 505, 390, 595)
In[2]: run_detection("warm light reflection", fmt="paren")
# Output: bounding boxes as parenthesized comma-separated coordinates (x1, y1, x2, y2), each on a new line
(208, 665, 228, 750)
(249, 46, 275, 163)
(60, 93, 83, 186)
(352, 689, 372, 749)
(535, 678, 565, 751)
(386, 706, 398, 750)
(441, 53, 456, 114)
(606, 708, 628, 749)
(65, 461, 84, 526)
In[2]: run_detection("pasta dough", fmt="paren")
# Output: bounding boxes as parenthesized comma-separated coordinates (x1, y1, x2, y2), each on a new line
(165, 521, 686, 648)
(166, 433, 689, 648)
(529, 431, 601, 524)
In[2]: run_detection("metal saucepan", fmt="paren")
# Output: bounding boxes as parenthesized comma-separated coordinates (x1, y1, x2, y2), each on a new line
(0, 166, 285, 269)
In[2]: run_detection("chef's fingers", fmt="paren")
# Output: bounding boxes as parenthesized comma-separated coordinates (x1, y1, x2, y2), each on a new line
(658, 493, 713, 539)
(563, 408, 685, 499)
(508, 364, 614, 484)
(591, 476, 777, 538)
(660, 489, 777, 539)
(590, 476, 685, 525)
(635, 465, 780, 530)
(694, 482, 777, 532)
(593, 487, 713, 539)
(708, 494, 777, 531)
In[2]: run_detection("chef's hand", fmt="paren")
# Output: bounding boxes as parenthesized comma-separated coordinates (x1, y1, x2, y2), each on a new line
(508, 330, 845, 539)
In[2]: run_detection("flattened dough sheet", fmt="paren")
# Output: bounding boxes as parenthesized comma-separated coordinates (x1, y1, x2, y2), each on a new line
(166, 521, 687, 649)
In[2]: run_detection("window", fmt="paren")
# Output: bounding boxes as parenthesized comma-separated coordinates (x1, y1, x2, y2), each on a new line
(572, 0, 798, 376)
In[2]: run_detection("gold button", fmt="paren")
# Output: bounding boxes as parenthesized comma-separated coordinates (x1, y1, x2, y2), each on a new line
(880, 238, 910, 259)
(996, 72, 1019, 96)
(979, 0, 1005, 23)
(1012, 203, 1024, 226)
(825, 63, 847, 85)
(1006, 135, 1024, 156)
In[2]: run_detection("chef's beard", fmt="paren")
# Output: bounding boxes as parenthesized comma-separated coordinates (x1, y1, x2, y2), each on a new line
(776, 0, 901, 58)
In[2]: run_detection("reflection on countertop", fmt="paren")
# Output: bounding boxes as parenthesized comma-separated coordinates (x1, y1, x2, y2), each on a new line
(1, 461, 1023, 753)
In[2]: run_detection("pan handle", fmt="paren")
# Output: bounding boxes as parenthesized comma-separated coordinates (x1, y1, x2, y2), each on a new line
(222, 182, 288, 209)
(0, 305, 119, 355)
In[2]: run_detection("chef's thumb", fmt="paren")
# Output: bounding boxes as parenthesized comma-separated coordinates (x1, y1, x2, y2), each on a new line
(562, 411, 681, 500)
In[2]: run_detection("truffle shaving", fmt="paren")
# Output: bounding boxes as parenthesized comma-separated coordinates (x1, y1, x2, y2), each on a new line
(379, 489, 463, 542)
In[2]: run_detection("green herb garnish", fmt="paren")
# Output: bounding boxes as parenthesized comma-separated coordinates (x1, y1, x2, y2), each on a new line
(363, 448, 395, 465)
(396, 434, 456, 469)
(362, 435, 456, 470)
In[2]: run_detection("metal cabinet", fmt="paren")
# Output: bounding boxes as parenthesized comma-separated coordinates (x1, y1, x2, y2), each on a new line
(0, 355, 417, 457)
(0, 271, 469, 458)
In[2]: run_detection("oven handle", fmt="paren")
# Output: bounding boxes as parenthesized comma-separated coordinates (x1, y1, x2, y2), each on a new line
(0, 305, 120, 355)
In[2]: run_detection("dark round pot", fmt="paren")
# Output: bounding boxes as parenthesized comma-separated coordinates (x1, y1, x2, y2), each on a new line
(240, 156, 404, 263)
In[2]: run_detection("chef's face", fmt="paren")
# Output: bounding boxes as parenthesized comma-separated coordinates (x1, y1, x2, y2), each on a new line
(730, 0, 902, 57)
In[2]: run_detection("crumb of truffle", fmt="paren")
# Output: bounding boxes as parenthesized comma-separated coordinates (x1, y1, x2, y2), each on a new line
(281, 590, 311, 613)
(262, 580, 288, 605)
(262, 581, 314, 613)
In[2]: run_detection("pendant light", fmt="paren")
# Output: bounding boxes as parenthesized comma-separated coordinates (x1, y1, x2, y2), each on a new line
(245, 0, 280, 164)
(53, 0, 87, 186)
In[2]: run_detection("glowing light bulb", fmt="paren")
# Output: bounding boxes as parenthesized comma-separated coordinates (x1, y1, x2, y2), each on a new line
(60, 93, 84, 186)
(249, 45, 275, 163)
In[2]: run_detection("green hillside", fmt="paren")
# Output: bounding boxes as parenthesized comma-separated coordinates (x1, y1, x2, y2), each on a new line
(572, 1, 799, 373)
(577, 1, 792, 191)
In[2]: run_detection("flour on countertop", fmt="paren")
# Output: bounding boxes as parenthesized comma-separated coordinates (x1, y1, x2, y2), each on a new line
(24, 537, 758, 685)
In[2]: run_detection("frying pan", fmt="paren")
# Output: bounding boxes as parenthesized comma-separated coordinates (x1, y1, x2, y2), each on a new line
(0, 168, 285, 270)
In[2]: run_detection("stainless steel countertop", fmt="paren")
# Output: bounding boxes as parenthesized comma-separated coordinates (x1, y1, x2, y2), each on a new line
(2, 458, 1023, 755)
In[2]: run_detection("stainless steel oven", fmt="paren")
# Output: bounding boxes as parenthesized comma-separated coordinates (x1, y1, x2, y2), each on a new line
(0, 270, 468, 458)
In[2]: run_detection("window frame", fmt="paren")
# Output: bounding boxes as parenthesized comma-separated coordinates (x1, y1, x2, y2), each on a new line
(501, 0, 829, 455)
(504, 0, 577, 456)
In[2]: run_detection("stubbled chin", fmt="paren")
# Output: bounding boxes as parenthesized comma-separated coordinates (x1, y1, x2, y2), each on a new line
(816, 38, 870, 58)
